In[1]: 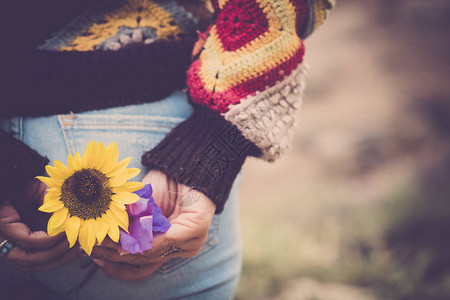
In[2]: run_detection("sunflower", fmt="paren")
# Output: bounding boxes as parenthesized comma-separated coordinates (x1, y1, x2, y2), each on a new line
(37, 140, 144, 255)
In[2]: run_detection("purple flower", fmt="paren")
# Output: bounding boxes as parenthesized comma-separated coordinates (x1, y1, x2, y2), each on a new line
(119, 184, 171, 254)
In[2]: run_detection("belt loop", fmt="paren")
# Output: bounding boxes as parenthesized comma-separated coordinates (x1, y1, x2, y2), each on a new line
(9, 117, 23, 140)
(19, 117, 23, 141)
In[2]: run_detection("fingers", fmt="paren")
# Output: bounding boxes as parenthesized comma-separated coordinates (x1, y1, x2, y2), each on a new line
(93, 259, 164, 281)
(91, 226, 207, 265)
(98, 237, 120, 250)
(92, 242, 176, 265)
(150, 222, 206, 253)
(4, 227, 65, 250)
(0, 185, 79, 273)
(20, 245, 80, 273)
(142, 170, 177, 216)
(6, 238, 73, 269)
(91, 246, 146, 264)
(91, 171, 215, 268)
(0, 204, 64, 250)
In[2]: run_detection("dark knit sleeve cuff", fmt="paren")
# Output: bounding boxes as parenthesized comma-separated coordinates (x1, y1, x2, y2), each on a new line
(141, 105, 261, 213)
(0, 130, 49, 203)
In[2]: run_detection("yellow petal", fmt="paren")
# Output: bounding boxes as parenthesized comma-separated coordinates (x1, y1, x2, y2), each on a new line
(47, 186, 62, 194)
(65, 217, 80, 248)
(126, 168, 141, 180)
(39, 200, 64, 213)
(113, 199, 125, 209)
(109, 169, 130, 187)
(112, 181, 144, 193)
(69, 152, 82, 171)
(43, 191, 61, 203)
(48, 207, 68, 229)
(79, 219, 96, 255)
(47, 222, 65, 236)
(93, 142, 107, 170)
(97, 141, 106, 154)
(45, 165, 65, 181)
(67, 153, 74, 170)
(107, 206, 129, 232)
(78, 221, 89, 255)
(90, 141, 101, 168)
(95, 217, 108, 245)
(36, 176, 63, 188)
(54, 160, 71, 178)
(86, 219, 97, 252)
(102, 213, 114, 228)
(82, 140, 96, 168)
(111, 192, 139, 205)
(108, 224, 120, 243)
(103, 214, 120, 242)
(106, 142, 115, 149)
(100, 143, 119, 173)
(109, 166, 140, 184)
(106, 157, 131, 177)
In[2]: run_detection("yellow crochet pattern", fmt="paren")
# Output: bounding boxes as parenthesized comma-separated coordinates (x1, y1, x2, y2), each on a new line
(195, 0, 302, 94)
(61, 0, 183, 51)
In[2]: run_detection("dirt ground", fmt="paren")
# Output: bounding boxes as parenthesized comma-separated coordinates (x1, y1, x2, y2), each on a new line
(237, 1, 450, 299)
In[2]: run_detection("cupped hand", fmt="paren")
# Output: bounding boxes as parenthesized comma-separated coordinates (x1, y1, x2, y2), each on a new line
(0, 179, 79, 272)
(91, 170, 216, 281)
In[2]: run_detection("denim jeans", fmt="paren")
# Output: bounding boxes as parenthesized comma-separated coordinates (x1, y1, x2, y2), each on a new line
(0, 91, 242, 300)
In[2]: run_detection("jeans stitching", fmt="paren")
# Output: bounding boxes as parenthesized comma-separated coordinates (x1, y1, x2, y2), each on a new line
(8, 117, 23, 140)
(58, 115, 77, 155)
(19, 117, 23, 141)
(58, 114, 184, 132)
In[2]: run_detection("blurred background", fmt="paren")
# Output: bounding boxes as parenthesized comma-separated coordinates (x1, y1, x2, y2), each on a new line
(236, 0, 450, 299)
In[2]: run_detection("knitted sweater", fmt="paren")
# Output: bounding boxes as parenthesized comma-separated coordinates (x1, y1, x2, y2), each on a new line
(0, 0, 333, 213)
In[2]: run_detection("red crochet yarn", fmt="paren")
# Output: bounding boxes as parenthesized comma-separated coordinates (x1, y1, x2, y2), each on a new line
(186, 0, 309, 113)
(187, 43, 305, 113)
(215, 0, 269, 52)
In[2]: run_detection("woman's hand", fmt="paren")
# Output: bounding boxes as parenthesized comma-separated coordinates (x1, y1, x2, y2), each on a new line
(0, 179, 79, 272)
(91, 170, 216, 281)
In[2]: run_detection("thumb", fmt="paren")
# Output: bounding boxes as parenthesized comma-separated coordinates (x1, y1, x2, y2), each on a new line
(0, 204, 65, 250)
(142, 170, 177, 216)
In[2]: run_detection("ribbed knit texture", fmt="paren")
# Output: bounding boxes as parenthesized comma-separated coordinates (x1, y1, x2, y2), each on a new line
(0, 131, 49, 203)
(142, 104, 261, 213)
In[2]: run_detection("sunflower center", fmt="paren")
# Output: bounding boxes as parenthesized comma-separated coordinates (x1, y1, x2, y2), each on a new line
(71, 171, 103, 203)
(61, 168, 112, 220)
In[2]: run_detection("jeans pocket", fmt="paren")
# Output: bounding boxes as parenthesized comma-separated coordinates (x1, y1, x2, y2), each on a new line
(58, 113, 186, 176)
(157, 215, 220, 274)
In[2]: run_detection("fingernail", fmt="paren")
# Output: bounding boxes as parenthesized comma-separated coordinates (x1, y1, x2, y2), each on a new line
(92, 259, 106, 267)
(118, 249, 128, 256)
